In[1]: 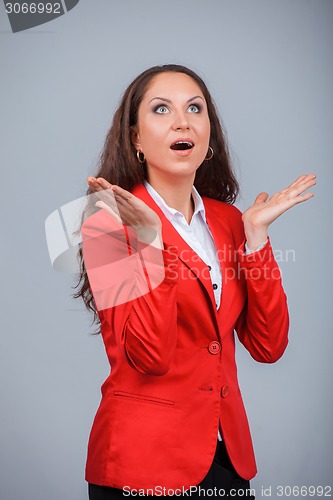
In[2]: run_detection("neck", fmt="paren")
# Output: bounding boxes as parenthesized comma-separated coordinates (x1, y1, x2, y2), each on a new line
(147, 173, 195, 224)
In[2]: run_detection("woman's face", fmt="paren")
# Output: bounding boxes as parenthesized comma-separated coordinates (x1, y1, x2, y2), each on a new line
(132, 72, 211, 184)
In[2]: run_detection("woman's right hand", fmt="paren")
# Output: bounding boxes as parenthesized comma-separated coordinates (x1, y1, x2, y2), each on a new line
(87, 177, 164, 249)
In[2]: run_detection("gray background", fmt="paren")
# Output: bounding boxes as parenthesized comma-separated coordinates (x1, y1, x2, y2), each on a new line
(0, 1, 332, 499)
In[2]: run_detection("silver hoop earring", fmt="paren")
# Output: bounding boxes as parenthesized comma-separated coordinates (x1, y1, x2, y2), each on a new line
(205, 146, 214, 161)
(136, 150, 145, 164)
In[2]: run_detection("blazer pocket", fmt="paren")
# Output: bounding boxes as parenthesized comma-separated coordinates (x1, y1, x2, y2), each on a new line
(113, 390, 175, 407)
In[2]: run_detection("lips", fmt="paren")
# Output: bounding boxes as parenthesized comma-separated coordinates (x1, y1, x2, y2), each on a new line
(170, 139, 194, 151)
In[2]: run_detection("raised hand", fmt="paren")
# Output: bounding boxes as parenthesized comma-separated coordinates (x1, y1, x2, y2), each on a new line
(87, 177, 163, 248)
(242, 174, 317, 251)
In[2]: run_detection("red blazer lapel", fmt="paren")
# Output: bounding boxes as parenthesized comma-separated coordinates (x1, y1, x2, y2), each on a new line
(131, 183, 218, 317)
(204, 197, 247, 337)
(204, 201, 232, 318)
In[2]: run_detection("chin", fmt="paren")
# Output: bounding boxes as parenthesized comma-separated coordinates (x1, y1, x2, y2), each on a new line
(147, 156, 201, 180)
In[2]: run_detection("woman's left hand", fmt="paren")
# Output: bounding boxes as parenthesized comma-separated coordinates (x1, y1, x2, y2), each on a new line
(242, 173, 317, 251)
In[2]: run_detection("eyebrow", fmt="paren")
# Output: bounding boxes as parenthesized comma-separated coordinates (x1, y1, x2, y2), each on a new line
(149, 95, 204, 104)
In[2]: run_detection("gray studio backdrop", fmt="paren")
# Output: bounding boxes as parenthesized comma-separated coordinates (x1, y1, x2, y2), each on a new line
(1, 1, 332, 499)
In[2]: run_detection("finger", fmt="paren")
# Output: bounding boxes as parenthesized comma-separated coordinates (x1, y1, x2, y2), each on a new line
(111, 185, 134, 203)
(96, 177, 113, 189)
(88, 177, 104, 192)
(253, 192, 269, 204)
(90, 184, 132, 208)
(111, 186, 147, 215)
(113, 192, 128, 205)
(279, 190, 315, 213)
(95, 201, 123, 224)
(89, 181, 134, 207)
(288, 174, 308, 187)
(290, 177, 317, 198)
(93, 192, 127, 223)
(95, 191, 138, 221)
(280, 175, 307, 193)
(281, 174, 316, 194)
(286, 173, 316, 191)
(88, 177, 114, 194)
(91, 181, 142, 219)
(88, 180, 136, 224)
(92, 186, 119, 208)
(295, 192, 315, 203)
(293, 174, 317, 190)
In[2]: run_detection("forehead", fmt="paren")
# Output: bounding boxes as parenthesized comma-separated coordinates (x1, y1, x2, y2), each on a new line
(143, 72, 205, 101)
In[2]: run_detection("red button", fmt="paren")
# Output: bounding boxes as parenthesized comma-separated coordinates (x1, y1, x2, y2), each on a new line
(221, 385, 229, 398)
(208, 341, 221, 354)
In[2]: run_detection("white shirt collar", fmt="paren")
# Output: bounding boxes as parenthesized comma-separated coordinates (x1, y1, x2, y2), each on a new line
(143, 180, 207, 225)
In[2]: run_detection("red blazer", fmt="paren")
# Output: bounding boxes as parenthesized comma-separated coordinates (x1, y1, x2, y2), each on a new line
(81, 183, 289, 490)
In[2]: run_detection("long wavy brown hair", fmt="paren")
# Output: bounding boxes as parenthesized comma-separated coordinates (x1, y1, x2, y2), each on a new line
(73, 64, 239, 331)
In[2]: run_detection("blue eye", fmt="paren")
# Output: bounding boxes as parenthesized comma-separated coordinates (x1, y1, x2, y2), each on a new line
(154, 105, 169, 114)
(188, 103, 201, 113)
(153, 102, 202, 114)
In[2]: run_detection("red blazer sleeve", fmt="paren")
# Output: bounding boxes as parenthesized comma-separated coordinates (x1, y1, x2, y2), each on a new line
(81, 210, 179, 376)
(235, 237, 289, 363)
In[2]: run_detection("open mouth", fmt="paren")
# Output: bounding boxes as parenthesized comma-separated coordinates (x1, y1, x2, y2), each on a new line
(170, 141, 194, 151)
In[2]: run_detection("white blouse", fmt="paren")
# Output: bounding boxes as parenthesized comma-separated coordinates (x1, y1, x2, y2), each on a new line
(144, 180, 267, 441)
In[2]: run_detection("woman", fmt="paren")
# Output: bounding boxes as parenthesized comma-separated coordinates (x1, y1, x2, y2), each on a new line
(75, 64, 316, 499)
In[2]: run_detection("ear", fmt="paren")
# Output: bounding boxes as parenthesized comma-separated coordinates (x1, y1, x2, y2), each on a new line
(130, 126, 142, 151)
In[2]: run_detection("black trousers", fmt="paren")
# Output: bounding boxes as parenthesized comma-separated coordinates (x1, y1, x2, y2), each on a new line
(88, 440, 255, 499)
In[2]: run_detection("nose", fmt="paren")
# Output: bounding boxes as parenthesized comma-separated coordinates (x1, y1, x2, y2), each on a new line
(172, 110, 190, 131)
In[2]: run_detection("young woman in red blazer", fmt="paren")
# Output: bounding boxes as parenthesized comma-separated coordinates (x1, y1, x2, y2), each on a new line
(75, 65, 316, 499)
